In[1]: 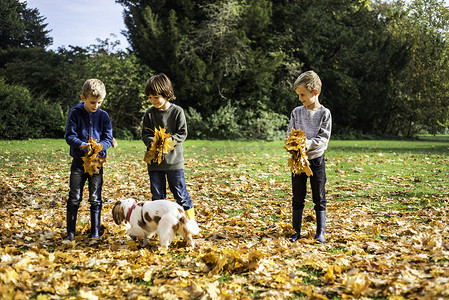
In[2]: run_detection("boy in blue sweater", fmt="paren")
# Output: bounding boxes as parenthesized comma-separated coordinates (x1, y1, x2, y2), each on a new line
(65, 79, 113, 240)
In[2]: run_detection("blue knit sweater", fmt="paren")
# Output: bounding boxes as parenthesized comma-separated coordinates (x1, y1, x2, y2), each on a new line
(65, 102, 113, 158)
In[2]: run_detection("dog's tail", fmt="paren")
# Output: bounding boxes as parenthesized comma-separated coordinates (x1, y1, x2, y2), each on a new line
(185, 218, 200, 235)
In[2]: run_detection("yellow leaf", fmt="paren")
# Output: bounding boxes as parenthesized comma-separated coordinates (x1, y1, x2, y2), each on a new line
(143, 270, 153, 282)
(79, 288, 99, 300)
(0, 267, 18, 284)
(37, 294, 51, 300)
(344, 273, 371, 297)
(325, 266, 334, 281)
(144, 126, 176, 165)
(81, 135, 105, 175)
(284, 128, 313, 176)
(128, 240, 139, 251)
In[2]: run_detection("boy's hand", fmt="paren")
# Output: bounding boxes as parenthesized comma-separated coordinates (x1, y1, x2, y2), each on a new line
(306, 139, 312, 150)
(80, 143, 92, 153)
(82, 144, 94, 156)
(80, 138, 102, 157)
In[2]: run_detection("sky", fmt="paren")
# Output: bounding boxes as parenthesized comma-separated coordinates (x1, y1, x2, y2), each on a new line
(24, 0, 130, 50)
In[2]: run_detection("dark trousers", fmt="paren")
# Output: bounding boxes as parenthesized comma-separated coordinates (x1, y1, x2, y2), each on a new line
(292, 155, 327, 212)
(68, 158, 103, 209)
(148, 169, 193, 211)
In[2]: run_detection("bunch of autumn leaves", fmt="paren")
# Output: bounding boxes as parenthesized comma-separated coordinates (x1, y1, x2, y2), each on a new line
(143, 126, 312, 177)
(83, 127, 310, 175)
(284, 128, 313, 176)
(80, 127, 174, 176)
(81, 136, 106, 176)
(144, 127, 176, 165)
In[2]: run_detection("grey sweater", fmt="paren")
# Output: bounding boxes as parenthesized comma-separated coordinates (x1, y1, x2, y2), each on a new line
(142, 104, 187, 170)
(287, 106, 332, 160)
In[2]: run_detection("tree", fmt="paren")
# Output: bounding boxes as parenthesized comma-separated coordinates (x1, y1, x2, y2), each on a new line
(118, 0, 286, 116)
(0, 38, 151, 139)
(0, 78, 65, 139)
(272, 0, 409, 136)
(382, 0, 449, 135)
(0, 0, 52, 49)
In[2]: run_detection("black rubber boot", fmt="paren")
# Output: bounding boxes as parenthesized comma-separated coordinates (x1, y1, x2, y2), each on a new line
(66, 204, 78, 240)
(314, 210, 326, 243)
(90, 206, 101, 238)
(289, 209, 303, 242)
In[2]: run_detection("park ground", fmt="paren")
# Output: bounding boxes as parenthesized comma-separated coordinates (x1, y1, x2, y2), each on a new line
(0, 137, 448, 299)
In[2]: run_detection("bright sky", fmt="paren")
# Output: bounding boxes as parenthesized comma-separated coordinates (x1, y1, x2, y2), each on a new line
(24, 0, 130, 51)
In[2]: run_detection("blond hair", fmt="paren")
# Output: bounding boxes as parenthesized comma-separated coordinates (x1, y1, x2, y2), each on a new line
(82, 79, 106, 99)
(294, 70, 322, 94)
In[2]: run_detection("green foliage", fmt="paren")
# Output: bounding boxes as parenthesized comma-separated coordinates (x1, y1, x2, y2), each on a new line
(0, 79, 65, 139)
(0, 0, 52, 49)
(0, 47, 79, 108)
(184, 107, 205, 140)
(0, 38, 152, 139)
(185, 103, 288, 141)
(241, 109, 289, 141)
(78, 39, 152, 138)
(113, 127, 135, 140)
(119, 0, 448, 138)
(1, 0, 448, 140)
(207, 102, 243, 140)
(382, 0, 449, 135)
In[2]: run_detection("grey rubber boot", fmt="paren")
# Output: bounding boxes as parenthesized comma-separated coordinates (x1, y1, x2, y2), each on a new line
(66, 204, 78, 240)
(90, 206, 101, 238)
(314, 210, 326, 243)
(289, 209, 303, 242)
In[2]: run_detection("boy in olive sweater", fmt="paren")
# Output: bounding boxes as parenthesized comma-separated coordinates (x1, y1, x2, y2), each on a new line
(141, 73, 196, 221)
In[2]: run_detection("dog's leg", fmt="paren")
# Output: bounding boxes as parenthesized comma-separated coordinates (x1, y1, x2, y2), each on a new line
(128, 227, 145, 237)
(142, 236, 149, 247)
(157, 216, 176, 247)
(178, 227, 195, 248)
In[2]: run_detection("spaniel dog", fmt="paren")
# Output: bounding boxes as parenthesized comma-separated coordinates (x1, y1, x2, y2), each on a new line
(112, 198, 200, 248)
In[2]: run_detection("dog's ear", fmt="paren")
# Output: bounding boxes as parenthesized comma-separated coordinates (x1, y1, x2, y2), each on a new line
(112, 201, 125, 225)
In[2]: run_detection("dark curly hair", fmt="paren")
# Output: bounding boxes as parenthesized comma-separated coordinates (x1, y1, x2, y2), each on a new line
(144, 73, 176, 101)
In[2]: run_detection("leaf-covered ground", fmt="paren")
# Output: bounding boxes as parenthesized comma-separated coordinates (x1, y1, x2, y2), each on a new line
(0, 139, 448, 299)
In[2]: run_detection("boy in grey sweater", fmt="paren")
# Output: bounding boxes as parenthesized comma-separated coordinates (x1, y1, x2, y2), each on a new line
(287, 70, 332, 243)
(141, 73, 196, 222)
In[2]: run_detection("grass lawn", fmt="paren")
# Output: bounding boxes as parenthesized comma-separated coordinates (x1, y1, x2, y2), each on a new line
(0, 137, 448, 299)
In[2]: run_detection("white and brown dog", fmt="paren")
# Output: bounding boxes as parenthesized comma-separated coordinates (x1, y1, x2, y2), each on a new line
(112, 198, 200, 248)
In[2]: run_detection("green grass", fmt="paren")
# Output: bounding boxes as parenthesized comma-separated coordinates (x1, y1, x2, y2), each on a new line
(1, 137, 447, 214)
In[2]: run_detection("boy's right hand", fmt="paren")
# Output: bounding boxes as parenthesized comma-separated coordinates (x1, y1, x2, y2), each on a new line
(306, 139, 312, 150)
(80, 143, 93, 155)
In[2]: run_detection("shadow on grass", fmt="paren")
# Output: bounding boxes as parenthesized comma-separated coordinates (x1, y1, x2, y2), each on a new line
(329, 138, 449, 154)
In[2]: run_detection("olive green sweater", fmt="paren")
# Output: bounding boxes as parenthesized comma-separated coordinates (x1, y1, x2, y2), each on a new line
(141, 104, 187, 170)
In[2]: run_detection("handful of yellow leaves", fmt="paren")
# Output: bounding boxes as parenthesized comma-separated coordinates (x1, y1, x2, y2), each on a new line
(80, 136, 105, 176)
(144, 126, 176, 165)
(284, 128, 313, 176)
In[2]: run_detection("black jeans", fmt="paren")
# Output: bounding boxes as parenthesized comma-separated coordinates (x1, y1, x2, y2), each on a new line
(292, 154, 327, 212)
(67, 158, 103, 209)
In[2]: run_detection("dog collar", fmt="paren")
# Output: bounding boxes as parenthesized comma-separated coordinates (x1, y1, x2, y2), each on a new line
(126, 201, 138, 223)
